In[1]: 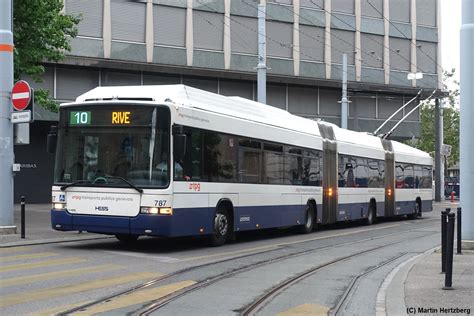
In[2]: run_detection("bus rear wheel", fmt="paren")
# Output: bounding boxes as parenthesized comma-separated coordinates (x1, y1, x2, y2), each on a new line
(115, 234, 139, 244)
(365, 204, 376, 225)
(298, 204, 315, 234)
(209, 208, 230, 247)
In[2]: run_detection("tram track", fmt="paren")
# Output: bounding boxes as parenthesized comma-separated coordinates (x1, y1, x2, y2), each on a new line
(57, 220, 438, 315)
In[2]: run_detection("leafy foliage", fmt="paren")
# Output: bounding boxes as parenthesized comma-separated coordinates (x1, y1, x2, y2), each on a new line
(410, 69, 460, 167)
(13, 0, 80, 112)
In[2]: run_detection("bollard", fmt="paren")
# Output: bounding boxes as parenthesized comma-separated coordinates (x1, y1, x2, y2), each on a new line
(443, 212, 455, 290)
(441, 208, 450, 273)
(20, 196, 26, 239)
(457, 207, 462, 255)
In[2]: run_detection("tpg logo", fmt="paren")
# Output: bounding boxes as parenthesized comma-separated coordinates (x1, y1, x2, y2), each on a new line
(95, 206, 109, 212)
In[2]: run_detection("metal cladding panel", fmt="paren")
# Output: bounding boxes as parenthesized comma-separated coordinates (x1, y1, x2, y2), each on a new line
(351, 96, 376, 119)
(416, 41, 437, 74)
(389, 37, 411, 71)
(319, 89, 341, 116)
(416, 0, 437, 27)
(361, 34, 384, 68)
(182, 77, 218, 93)
(154, 5, 186, 47)
(111, 0, 146, 42)
(300, 25, 325, 62)
(332, 0, 354, 14)
(361, 0, 383, 19)
(266, 21, 293, 58)
(331, 29, 355, 65)
(301, 0, 324, 9)
(66, 0, 103, 38)
(389, 0, 410, 23)
(101, 71, 141, 86)
(267, 84, 287, 110)
(378, 95, 404, 119)
(230, 16, 258, 55)
(56, 68, 100, 101)
(288, 86, 318, 116)
(219, 80, 254, 100)
(193, 10, 224, 51)
(21, 67, 54, 97)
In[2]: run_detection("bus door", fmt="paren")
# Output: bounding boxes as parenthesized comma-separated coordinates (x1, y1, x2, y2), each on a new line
(318, 123, 338, 225)
(382, 140, 395, 217)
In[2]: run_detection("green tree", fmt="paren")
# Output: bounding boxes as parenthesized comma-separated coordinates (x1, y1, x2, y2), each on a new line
(13, 0, 80, 112)
(411, 69, 460, 167)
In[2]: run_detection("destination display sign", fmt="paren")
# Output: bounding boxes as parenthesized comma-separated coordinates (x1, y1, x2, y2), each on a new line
(62, 105, 161, 127)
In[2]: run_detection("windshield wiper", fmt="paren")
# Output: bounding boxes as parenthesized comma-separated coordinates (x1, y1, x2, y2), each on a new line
(60, 180, 92, 191)
(102, 176, 144, 193)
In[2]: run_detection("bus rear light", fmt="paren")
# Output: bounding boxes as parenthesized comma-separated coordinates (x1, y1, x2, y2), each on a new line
(140, 207, 173, 215)
(328, 188, 333, 197)
(388, 188, 392, 196)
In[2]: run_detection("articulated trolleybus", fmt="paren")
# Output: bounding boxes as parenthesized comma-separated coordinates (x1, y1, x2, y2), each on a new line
(49, 85, 432, 245)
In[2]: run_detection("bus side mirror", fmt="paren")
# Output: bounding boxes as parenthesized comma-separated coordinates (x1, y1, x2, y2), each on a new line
(47, 126, 57, 154)
(174, 134, 187, 162)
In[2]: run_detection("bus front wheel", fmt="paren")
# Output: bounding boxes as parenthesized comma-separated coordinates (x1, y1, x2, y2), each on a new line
(209, 208, 230, 247)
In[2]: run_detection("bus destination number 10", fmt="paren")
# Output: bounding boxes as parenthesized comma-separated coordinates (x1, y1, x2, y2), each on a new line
(70, 111, 91, 125)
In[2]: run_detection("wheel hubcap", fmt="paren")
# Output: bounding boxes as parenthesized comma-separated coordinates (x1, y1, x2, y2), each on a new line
(215, 213, 228, 236)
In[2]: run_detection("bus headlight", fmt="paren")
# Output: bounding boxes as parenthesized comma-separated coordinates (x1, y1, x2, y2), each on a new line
(140, 207, 173, 215)
(53, 203, 66, 210)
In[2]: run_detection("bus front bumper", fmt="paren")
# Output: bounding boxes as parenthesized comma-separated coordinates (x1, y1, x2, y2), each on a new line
(51, 208, 213, 237)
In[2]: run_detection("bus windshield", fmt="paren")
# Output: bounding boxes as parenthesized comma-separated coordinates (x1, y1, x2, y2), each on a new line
(53, 104, 170, 188)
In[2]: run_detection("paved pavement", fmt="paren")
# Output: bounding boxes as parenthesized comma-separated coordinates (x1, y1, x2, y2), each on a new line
(1, 202, 472, 315)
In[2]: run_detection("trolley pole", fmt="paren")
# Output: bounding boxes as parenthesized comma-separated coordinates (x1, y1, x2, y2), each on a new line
(0, 0, 15, 233)
(460, 0, 474, 249)
(257, 3, 267, 104)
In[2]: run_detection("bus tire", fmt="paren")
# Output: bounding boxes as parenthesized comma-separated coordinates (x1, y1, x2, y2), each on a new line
(408, 200, 421, 219)
(116, 234, 139, 244)
(209, 207, 230, 247)
(416, 200, 422, 218)
(365, 203, 376, 225)
(298, 204, 315, 234)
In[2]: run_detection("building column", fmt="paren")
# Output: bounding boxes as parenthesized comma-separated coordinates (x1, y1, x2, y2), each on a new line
(224, 0, 231, 70)
(293, 0, 300, 76)
(383, 0, 390, 84)
(146, 0, 154, 63)
(410, 0, 417, 87)
(324, 0, 332, 79)
(186, 0, 194, 66)
(103, 0, 111, 59)
(355, 0, 362, 81)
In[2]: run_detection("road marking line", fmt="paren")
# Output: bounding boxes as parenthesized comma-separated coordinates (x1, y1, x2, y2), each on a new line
(1, 264, 121, 287)
(0, 252, 57, 263)
(71, 280, 196, 315)
(277, 303, 330, 316)
(0, 257, 86, 273)
(28, 301, 93, 316)
(0, 246, 32, 253)
(178, 224, 401, 262)
(0, 272, 161, 307)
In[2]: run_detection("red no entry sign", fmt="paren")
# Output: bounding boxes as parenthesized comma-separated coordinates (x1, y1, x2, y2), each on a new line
(11, 80, 32, 111)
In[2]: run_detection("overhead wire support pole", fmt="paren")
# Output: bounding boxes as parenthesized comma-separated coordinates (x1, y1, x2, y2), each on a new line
(373, 89, 422, 136)
(340, 54, 348, 129)
(257, 3, 267, 104)
(382, 89, 437, 140)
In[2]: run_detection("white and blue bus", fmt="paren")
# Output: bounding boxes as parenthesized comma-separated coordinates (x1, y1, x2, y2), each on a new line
(49, 85, 432, 245)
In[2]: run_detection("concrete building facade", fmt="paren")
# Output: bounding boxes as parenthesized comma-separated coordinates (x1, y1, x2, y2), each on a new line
(16, 0, 441, 202)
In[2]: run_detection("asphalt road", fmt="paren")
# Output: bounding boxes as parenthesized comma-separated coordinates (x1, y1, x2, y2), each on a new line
(0, 205, 444, 315)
